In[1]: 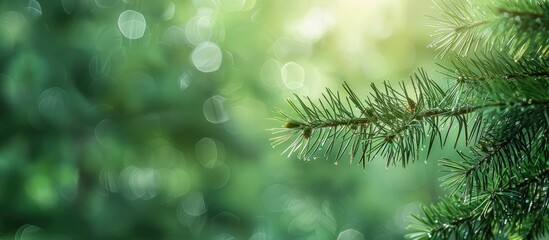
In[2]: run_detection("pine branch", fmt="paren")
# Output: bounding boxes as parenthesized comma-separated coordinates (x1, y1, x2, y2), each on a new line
(271, 58, 549, 167)
(407, 165, 549, 240)
(438, 53, 549, 84)
(439, 104, 549, 197)
(520, 215, 549, 240)
(429, 0, 549, 59)
(271, 69, 462, 167)
(438, 53, 549, 110)
(437, 57, 549, 197)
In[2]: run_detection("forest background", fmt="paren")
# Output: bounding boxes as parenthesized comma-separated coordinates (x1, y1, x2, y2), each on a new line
(0, 0, 451, 239)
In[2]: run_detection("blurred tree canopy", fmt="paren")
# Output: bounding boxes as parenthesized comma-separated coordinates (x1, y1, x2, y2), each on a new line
(0, 0, 440, 239)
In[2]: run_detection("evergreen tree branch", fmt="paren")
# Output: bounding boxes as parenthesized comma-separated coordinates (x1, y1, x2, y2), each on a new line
(438, 53, 549, 84)
(407, 165, 549, 239)
(437, 57, 549, 197)
(271, 69, 453, 167)
(271, 64, 549, 168)
(439, 105, 549, 197)
(429, 0, 549, 59)
(520, 215, 549, 240)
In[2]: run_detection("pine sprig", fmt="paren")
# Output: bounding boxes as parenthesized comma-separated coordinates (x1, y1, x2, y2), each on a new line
(429, 0, 549, 59)
(440, 106, 548, 196)
(439, 53, 549, 84)
(271, 69, 452, 168)
(271, 59, 549, 166)
(517, 215, 549, 240)
(437, 58, 549, 198)
(270, 67, 549, 168)
(407, 164, 549, 240)
(438, 53, 549, 109)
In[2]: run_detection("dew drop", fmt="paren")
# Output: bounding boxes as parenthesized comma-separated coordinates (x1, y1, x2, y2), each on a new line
(38, 87, 67, 119)
(195, 137, 220, 168)
(249, 232, 268, 240)
(128, 167, 156, 200)
(95, 27, 123, 52)
(95, 0, 120, 8)
(192, 41, 222, 73)
(163, 2, 176, 20)
(211, 212, 240, 228)
(95, 119, 115, 148)
(181, 191, 207, 216)
(179, 71, 192, 90)
(15, 224, 41, 240)
(61, 0, 77, 14)
(89, 54, 111, 79)
(337, 229, 364, 240)
(260, 59, 282, 87)
(23, 0, 42, 18)
(207, 162, 231, 189)
(281, 62, 304, 89)
(185, 16, 224, 45)
(186, 16, 213, 44)
(99, 168, 119, 193)
(160, 25, 185, 47)
(203, 95, 229, 123)
(214, 233, 236, 240)
(118, 10, 146, 39)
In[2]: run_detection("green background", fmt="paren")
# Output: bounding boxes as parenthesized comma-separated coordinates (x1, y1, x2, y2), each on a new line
(0, 0, 458, 239)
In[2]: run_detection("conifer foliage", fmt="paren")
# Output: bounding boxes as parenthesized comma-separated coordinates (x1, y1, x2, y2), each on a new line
(270, 0, 549, 238)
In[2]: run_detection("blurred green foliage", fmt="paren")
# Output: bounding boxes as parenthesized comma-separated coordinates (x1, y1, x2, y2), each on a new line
(0, 0, 450, 239)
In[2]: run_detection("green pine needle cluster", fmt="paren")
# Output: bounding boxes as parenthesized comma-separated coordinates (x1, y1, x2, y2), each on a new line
(429, 0, 549, 60)
(270, 0, 549, 239)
